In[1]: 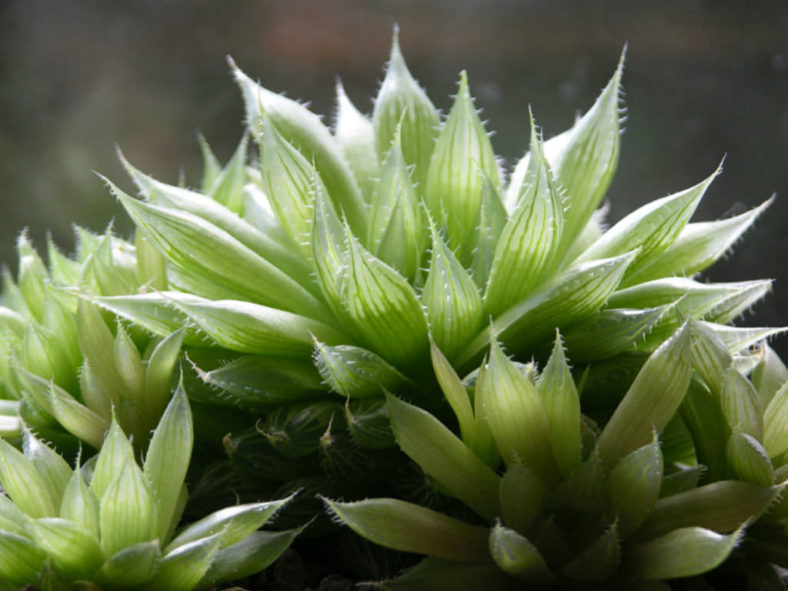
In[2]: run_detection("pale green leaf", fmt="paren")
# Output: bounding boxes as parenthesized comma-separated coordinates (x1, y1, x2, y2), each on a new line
(461, 251, 635, 367)
(23, 431, 72, 508)
(537, 332, 582, 476)
(168, 496, 293, 552)
(114, 183, 327, 318)
(629, 526, 743, 580)
(763, 381, 788, 458)
(636, 480, 779, 539)
(597, 323, 691, 468)
(367, 125, 426, 281)
(197, 133, 222, 193)
(99, 462, 159, 557)
(549, 52, 624, 260)
(726, 426, 774, 486)
(555, 447, 607, 514)
(476, 338, 556, 480)
(230, 58, 367, 235)
(679, 379, 730, 482)
(89, 418, 135, 499)
(0, 438, 58, 518)
(719, 367, 764, 441)
(143, 328, 185, 419)
(207, 133, 248, 213)
(166, 293, 347, 357)
(60, 468, 100, 539)
(488, 522, 553, 583)
(425, 71, 500, 249)
(423, 220, 483, 360)
(430, 342, 477, 453)
(144, 382, 193, 539)
(465, 174, 507, 288)
(17, 233, 48, 321)
(259, 115, 317, 256)
(334, 80, 377, 200)
(608, 436, 663, 536)
(340, 230, 428, 369)
(579, 165, 719, 282)
(0, 530, 47, 587)
(386, 393, 500, 521)
(314, 341, 411, 399)
(49, 382, 110, 450)
(151, 534, 222, 591)
(95, 540, 161, 588)
(625, 197, 772, 283)
(31, 517, 103, 578)
(323, 496, 490, 561)
(200, 528, 301, 585)
(372, 28, 439, 189)
(754, 343, 788, 408)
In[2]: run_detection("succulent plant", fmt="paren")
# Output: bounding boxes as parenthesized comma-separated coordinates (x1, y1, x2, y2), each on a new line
(0, 384, 298, 590)
(0, 28, 783, 590)
(324, 323, 788, 589)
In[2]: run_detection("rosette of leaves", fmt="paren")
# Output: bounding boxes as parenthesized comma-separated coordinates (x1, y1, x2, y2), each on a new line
(323, 324, 788, 589)
(0, 383, 299, 590)
(89, 30, 777, 413)
(0, 227, 183, 451)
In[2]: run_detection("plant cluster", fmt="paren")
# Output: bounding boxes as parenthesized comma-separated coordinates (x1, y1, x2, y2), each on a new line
(0, 30, 785, 589)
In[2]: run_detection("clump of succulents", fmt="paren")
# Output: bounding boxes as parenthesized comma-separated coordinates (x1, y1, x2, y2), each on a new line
(0, 28, 784, 590)
(325, 323, 788, 588)
(0, 384, 298, 589)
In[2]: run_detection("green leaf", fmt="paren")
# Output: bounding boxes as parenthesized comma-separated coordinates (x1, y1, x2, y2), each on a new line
(628, 525, 743, 580)
(367, 125, 426, 281)
(423, 220, 483, 360)
(430, 342, 480, 454)
(484, 114, 562, 316)
(753, 344, 788, 408)
(372, 28, 439, 189)
(425, 71, 500, 249)
(259, 116, 317, 256)
(679, 379, 730, 482)
(580, 165, 718, 283)
(230, 58, 368, 235)
(197, 133, 222, 194)
(17, 233, 48, 321)
(47, 382, 111, 449)
(151, 534, 222, 591)
(561, 521, 620, 582)
(23, 431, 72, 508)
(206, 133, 248, 213)
(195, 355, 323, 408)
(84, 292, 195, 342)
(636, 480, 779, 539)
(465, 175, 507, 288)
(488, 522, 553, 583)
(143, 328, 184, 419)
(562, 305, 674, 363)
(95, 540, 161, 588)
(314, 341, 411, 399)
(165, 293, 346, 357)
(340, 230, 429, 369)
(31, 517, 103, 578)
(764, 382, 788, 458)
(386, 393, 500, 521)
(689, 319, 733, 394)
(121, 154, 312, 288)
(460, 251, 635, 365)
(200, 528, 302, 585)
(90, 418, 135, 499)
(113, 323, 145, 395)
(550, 53, 624, 260)
(334, 80, 377, 200)
(167, 496, 293, 552)
(597, 324, 691, 468)
(719, 367, 764, 441)
(608, 436, 663, 536)
(114, 184, 327, 319)
(726, 426, 774, 486)
(0, 438, 58, 518)
(537, 332, 582, 476)
(499, 463, 546, 535)
(608, 278, 772, 326)
(625, 197, 772, 283)
(98, 462, 159, 557)
(323, 497, 490, 561)
(144, 382, 193, 539)
(476, 338, 556, 480)
(135, 231, 168, 291)
(0, 530, 47, 587)
(706, 324, 787, 360)
(60, 468, 100, 539)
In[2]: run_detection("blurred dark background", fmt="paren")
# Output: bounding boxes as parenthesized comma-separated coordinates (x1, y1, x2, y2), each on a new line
(1, 0, 786, 355)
